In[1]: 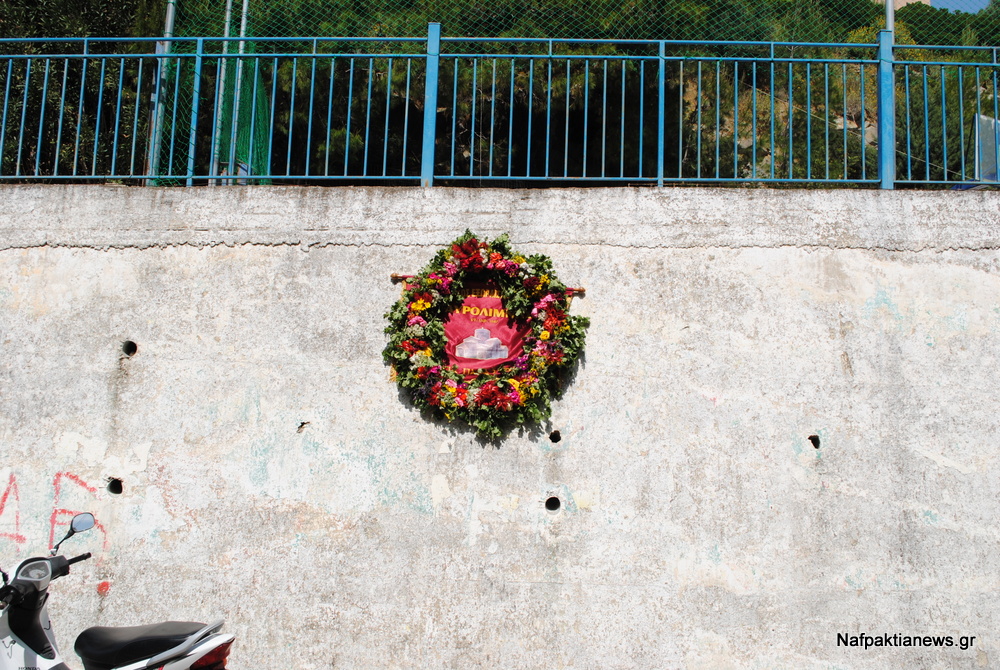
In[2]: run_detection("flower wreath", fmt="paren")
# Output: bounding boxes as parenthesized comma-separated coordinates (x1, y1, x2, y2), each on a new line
(383, 231, 589, 439)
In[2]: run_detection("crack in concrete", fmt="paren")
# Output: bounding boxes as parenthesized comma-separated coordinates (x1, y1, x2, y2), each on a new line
(3, 240, 999, 253)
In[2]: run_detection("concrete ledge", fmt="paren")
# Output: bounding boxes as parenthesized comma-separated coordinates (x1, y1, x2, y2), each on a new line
(2, 185, 998, 251)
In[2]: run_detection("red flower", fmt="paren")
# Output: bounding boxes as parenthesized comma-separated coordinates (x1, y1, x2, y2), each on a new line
(400, 339, 430, 354)
(451, 239, 486, 273)
(475, 381, 513, 411)
(427, 382, 444, 405)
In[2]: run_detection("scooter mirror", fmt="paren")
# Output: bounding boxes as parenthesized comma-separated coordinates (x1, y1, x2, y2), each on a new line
(71, 513, 95, 533)
(52, 513, 96, 555)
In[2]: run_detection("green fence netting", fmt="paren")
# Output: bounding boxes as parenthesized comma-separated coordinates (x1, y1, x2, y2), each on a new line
(169, 0, 1000, 45)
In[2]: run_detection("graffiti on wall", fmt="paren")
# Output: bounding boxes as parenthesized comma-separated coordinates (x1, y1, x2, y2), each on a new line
(0, 471, 107, 551)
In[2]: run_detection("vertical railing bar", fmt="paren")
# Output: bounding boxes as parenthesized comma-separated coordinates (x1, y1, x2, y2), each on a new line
(601, 59, 606, 178)
(923, 65, 929, 181)
(769, 60, 775, 180)
(0, 59, 13, 176)
(584, 59, 590, 178)
(246, 57, 260, 179)
(208, 53, 225, 181)
(824, 63, 829, 181)
(344, 58, 354, 176)
(877, 30, 896, 189)
(362, 57, 374, 177)
(940, 66, 947, 181)
(842, 63, 847, 179)
(905, 65, 912, 181)
(993, 65, 999, 182)
(73, 55, 90, 176)
(34, 58, 52, 177)
(975, 66, 982, 181)
(637, 60, 644, 178)
(958, 67, 966, 181)
(732, 60, 739, 180)
(325, 57, 335, 176)
(186, 40, 205, 185)
(488, 59, 496, 177)
(697, 61, 702, 179)
(678, 61, 684, 180)
(167, 56, 183, 176)
(657, 43, 665, 186)
(507, 57, 515, 177)
(382, 57, 393, 177)
(470, 59, 478, 177)
(564, 59, 570, 178)
(109, 57, 126, 177)
(402, 58, 412, 177)
(55, 58, 71, 175)
(638, 60, 645, 178)
(15, 59, 32, 177)
(287, 56, 299, 177)
(230, 30, 250, 179)
(714, 60, 720, 179)
(860, 63, 866, 180)
(267, 57, 278, 179)
(128, 58, 145, 176)
(547, 41, 554, 178)
(527, 59, 535, 177)
(420, 23, 440, 185)
(450, 58, 459, 177)
(752, 61, 758, 180)
(620, 59, 625, 178)
(306, 53, 318, 177)
(806, 62, 811, 181)
(787, 61, 793, 179)
(90, 57, 108, 177)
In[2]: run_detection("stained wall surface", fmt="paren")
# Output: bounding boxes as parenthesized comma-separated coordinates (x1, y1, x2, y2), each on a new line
(1, 185, 999, 669)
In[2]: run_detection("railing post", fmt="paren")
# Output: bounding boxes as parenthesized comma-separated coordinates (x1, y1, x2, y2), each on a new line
(421, 22, 441, 187)
(186, 38, 205, 186)
(657, 42, 666, 187)
(877, 29, 896, 190)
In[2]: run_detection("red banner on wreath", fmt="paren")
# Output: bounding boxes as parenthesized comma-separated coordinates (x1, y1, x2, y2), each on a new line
(444, 285, 530, 370)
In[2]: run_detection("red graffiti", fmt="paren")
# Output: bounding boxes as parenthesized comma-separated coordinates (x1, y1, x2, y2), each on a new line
(96, 581, 111, 596)
(0, 472, 109, 553)
(48, 472, 108, 551)
(0, 474, 26, 545)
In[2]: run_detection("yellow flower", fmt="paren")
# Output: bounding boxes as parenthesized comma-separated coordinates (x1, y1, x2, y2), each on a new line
(418, 348, 432, 357)
(514, 255, 525, 263)
(540, 331, 550, 340)
(411, 299, 431, 311)
(507, 379, 521, 391)
(539, 274, 549, 285)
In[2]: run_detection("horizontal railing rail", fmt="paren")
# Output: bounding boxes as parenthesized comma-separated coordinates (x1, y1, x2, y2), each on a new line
(0, 28, 997, 189)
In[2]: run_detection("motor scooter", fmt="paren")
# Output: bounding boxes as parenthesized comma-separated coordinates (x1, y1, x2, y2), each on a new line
(0, 513, 234, 670)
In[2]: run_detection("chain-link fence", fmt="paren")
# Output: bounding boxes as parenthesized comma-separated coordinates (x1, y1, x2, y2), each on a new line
(168, 0, 1000, 46)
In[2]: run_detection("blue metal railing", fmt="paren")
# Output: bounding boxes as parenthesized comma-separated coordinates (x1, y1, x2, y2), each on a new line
(0, 28, 997, 189)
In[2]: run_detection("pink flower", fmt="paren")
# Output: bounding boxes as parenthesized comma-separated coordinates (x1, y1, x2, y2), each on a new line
(443, 261, 459, 276)
(531, 294, 557, 316)
(408, 315, 427, 326)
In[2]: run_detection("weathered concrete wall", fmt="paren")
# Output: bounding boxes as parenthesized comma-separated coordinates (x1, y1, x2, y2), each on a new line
(1, 185, 999, 669)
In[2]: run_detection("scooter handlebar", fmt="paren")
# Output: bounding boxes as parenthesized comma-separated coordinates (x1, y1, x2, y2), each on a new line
(66, 553, 92, 566)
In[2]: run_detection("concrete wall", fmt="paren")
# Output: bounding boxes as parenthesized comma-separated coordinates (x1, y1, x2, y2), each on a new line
(1, 185, 999, 669)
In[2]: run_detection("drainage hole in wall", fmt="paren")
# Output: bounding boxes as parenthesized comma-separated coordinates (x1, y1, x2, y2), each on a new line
(808, 435, 821, 449)
(122, 341, 138, 357)
(549, 430, 561, 443)
(106, 478, 124, 495)
(545, 496, 561, 512)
